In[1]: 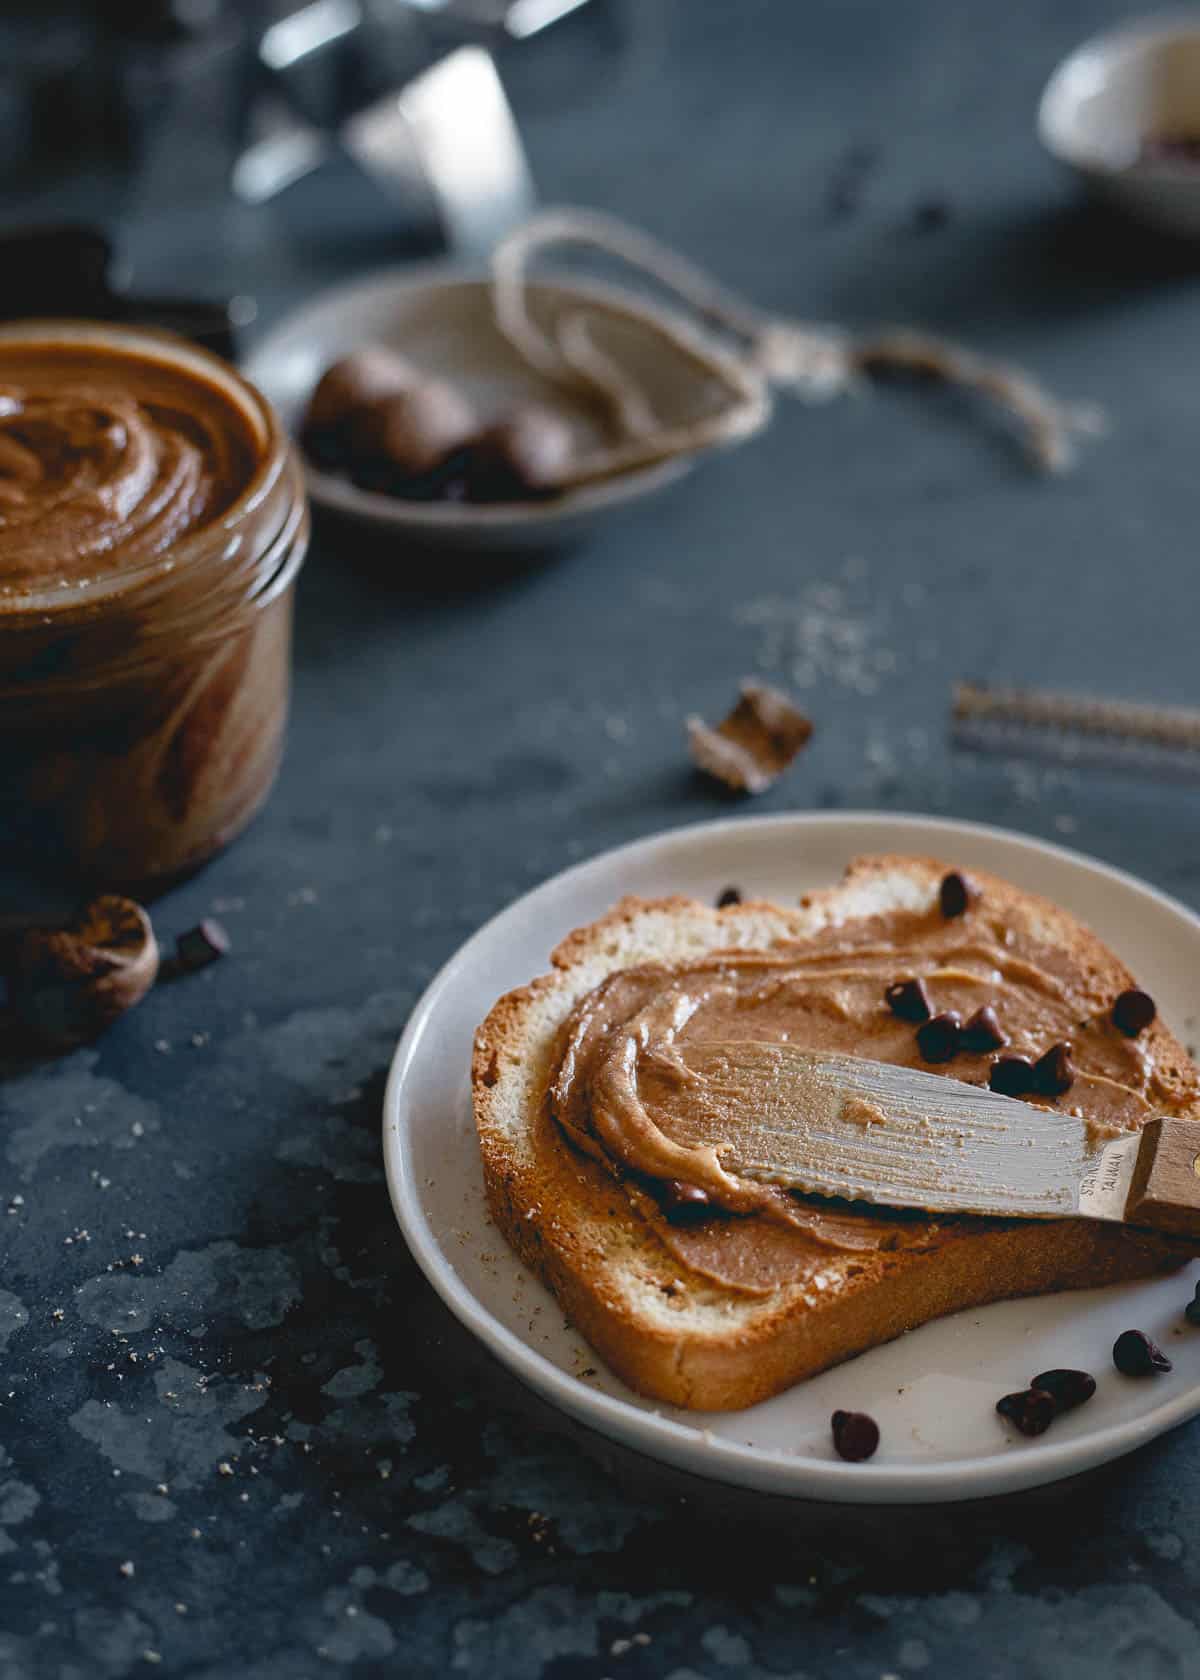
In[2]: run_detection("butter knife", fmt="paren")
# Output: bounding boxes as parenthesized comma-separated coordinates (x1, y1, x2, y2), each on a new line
(676, 1043, 1200, 1237)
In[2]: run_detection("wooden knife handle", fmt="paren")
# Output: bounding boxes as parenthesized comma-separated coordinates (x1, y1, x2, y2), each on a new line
(1125, 1117, 1200, 1238)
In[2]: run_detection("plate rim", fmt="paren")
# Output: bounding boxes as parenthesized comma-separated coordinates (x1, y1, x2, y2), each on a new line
(382, 810, 1200, 1502)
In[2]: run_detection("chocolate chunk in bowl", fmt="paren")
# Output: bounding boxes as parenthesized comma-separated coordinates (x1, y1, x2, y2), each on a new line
(0, 321, 309, 893)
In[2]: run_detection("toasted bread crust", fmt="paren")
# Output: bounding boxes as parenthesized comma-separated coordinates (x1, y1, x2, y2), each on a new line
(473, 855, 1200, 1410)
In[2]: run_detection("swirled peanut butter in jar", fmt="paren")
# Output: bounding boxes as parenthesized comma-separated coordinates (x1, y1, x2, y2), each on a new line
(0, 322, 309, 899)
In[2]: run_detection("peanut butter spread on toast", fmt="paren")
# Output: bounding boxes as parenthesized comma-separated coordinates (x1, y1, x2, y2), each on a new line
(547, 901, 1183, 1296)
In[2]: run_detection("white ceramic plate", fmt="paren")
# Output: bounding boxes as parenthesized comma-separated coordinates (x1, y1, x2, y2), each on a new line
(242, 267, 769, 550)
(382, 813, 1200, 1503)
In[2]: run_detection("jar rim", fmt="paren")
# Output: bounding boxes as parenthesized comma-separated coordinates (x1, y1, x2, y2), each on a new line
(0, 319, 294, 619)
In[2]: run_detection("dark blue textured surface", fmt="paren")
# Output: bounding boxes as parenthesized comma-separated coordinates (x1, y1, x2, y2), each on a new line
(5, 2, 1200, 1674)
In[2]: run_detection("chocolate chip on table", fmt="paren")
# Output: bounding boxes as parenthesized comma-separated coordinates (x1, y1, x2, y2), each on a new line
(1033, 1041, 1074, 1098)
(916, 1011, 962, 1063)
(174, 920, 230, 973)
(716, 887, 742, 908)
(938, 871, 978, 919)
(961, 1004, 1007, 1053)
(885, 977, 932, 1024)
(1112, 1329, 1172, 1376)
(831, 1409, 880, 1461)
(1029, 1368, 1096, 1414)
(996, 1387, 1057, 1437)
(1112, 988, 1156, 1037)
(989, 1054, 1037, 1097)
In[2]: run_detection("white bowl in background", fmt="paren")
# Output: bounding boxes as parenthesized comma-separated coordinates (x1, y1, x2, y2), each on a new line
(1039, 14, 1200, 236)
(242, 266, 771, 552)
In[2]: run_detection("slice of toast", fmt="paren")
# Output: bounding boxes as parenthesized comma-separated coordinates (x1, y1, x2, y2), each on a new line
(472, 854, 1200, 1411)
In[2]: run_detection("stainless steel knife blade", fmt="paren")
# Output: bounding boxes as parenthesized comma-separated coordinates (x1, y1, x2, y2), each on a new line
(671, 1043, 1143, 1223)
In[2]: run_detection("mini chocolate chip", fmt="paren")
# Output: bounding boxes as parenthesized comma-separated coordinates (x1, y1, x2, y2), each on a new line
(916, 1011, 961, 1063)
(1112, 1329, 1172, 1376)
(1185, 1283, 1200, 1328)
(989, 1054, 1037, 1097)
(662, 1181, 712, 1224)
(1112, 988, 1156, 1037)
(961, 1004, 1007, 1053)
(831, 1409, 879, 1461)
(174, 920, 230, 972)
(716, 887, 742, 908)
(885, 977, 932, 1024)
(1029, 1368, 1096, 1414)
(1034, 1042, 1074, 1098)
(939, 871, 978, 918)
(996, 1388, 1056, 1437)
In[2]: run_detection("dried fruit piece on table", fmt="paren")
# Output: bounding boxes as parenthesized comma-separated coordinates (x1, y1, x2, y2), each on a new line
(6, 896, 159, 1050)
(687, 681, 813, 794)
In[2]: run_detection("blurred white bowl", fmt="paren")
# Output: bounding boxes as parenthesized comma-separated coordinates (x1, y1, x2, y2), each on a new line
(242, 266, 771, 551)
(1039, 13, 1200, 237)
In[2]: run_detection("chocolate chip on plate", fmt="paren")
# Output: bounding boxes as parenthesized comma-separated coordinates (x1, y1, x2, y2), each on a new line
(939, 870, 978, 919)
(716, 887, 743, 908)
(175, 919, 230, 972)
(885, 977, 932, 1024)
(1033, 1041, 1074, 1098)
(916, 1010, 962, 1063)
(1186, 1282, 1200, 1328)
(1112, 1329, 1172, 1376)
(989, 1054, 1037, 1097)
(996, 1387, 1057, 1437)
(1029, 1368, 1096, 1414)
(831, 1409, 880, 1461)
(961, 1004, 1007, 1053)
(1112, 988, 1156, 1037)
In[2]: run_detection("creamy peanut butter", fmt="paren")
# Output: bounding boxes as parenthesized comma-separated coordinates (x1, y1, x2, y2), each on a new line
(0, 342, 259, 594)
(548, 902, 1188, 1296)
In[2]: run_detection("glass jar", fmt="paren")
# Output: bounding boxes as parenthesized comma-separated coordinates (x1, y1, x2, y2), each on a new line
(0, 321, 309, 901)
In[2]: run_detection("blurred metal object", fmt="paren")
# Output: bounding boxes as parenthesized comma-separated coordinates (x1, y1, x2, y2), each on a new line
(343, 48, 534, 258)
(237, 0, 538, 258)
(399, 0, 592, 38)
(232, 94, 334, 204)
